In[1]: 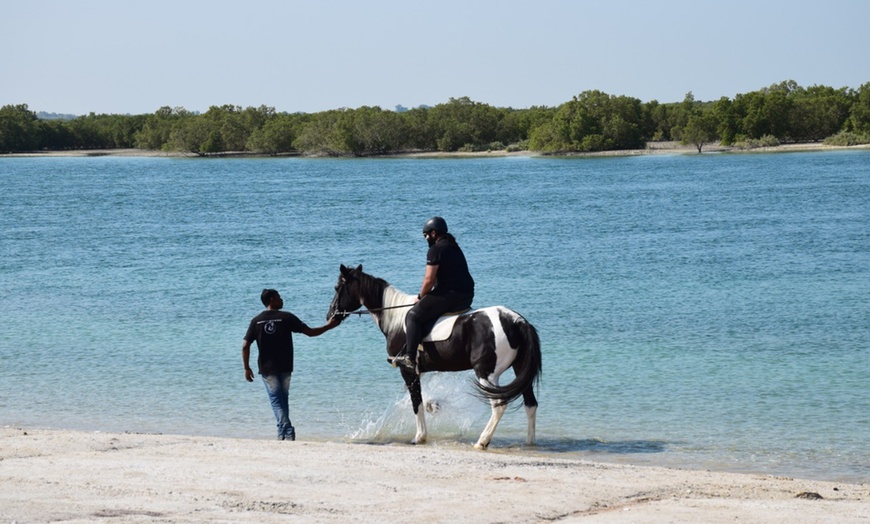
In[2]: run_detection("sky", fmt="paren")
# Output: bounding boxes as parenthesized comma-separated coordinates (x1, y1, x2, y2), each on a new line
(3, 0, 869, 116)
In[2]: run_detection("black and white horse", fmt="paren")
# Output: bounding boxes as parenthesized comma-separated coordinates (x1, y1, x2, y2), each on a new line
(327, 264, 541, 449)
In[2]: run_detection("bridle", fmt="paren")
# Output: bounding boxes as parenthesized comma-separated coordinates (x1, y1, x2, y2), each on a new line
(332, 276, 415, 317)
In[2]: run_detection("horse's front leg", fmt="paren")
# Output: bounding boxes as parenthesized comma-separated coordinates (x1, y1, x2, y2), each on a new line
(402, 370, 427, 445)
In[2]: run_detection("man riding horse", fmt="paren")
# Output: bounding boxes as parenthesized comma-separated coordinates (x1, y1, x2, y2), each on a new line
(389, 216, 475, 374)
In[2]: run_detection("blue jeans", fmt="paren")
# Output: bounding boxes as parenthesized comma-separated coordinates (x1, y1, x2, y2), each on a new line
(261, 373, 295, 440)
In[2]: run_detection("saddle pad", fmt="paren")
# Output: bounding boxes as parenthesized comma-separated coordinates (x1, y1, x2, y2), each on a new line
(421, 308, 473, 343)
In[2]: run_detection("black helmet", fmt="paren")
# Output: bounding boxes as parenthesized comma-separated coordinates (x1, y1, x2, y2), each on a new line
(422, 216, 448, 235)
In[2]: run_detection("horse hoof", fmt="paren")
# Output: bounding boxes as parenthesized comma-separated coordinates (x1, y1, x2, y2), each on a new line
(473, 442, 488, 450)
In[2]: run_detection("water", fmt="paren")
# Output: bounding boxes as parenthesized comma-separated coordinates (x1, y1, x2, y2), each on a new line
(1, 151, 868, 483)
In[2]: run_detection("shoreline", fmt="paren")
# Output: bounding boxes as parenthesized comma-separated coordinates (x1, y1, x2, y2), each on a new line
(1, 427, 866, 523)
(2, 142, 868, 159)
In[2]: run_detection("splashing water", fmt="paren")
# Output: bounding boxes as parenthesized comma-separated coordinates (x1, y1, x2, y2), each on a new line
(348, 372, 490, 443)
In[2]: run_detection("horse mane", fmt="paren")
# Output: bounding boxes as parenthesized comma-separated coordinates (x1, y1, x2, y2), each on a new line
(356, 269, 415, 335)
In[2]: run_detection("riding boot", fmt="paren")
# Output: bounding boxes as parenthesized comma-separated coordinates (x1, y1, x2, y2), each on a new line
(389, 344, 418, 373)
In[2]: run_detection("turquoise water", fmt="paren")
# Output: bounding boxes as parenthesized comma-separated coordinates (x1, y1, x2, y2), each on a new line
(1, 151, 868, 483)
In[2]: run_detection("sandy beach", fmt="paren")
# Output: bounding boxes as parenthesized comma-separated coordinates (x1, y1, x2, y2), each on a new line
(1, 427, 866, 523)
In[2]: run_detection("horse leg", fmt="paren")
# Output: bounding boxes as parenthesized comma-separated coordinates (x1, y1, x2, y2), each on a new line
(474, 378, 507, 450)
(403, 371, 427, 445)
(522, 387, 538, 446)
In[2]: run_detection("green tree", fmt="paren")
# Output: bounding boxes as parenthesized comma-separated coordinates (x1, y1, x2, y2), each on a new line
(668, 92, 696, 141)
(789, 85, 853, 141)
(426, 97, 502, 151)
(0, 104, 41, 151)
(336, 106, 409, 155)
(733, 81, 797, 141)
(681, 112, 719, 152)
(672, 92, 721, 152)
(641, 100, 672, 141)
(293, 110, 346, 155)
(849, 82, 870, 134)
(399, 106, 434, 150)
(247, 113, 304, 155)
(528, 91, 644, 152)
(711, 96, 739, 145)
(135, 106, 193, 150)
(168, 116, 212, 154)
(39, 119, 76, 150)
(203, 105, 245, 152)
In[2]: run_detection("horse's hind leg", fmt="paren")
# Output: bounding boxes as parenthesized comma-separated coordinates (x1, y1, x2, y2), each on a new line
(522, 387, 538, 446)
(474, 378, 507, 450)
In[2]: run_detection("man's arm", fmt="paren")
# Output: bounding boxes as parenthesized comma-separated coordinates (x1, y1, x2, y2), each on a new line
(418, 264, 438, 300)
(242, 340, 255, 382)
(302, 316, 341, 337)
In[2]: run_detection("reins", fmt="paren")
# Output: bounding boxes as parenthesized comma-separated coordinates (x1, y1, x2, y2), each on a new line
(339, 303, 414, 317)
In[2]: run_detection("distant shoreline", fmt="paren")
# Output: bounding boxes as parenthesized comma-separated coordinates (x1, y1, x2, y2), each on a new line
(3, 141, 868, 159)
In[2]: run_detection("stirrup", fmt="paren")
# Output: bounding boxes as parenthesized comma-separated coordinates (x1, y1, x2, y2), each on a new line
(389, 354, 418, 373)
(387, 354, 408, 367)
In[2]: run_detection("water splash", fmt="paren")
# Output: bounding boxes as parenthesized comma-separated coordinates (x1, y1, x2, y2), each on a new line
(348, 372, 489, 443)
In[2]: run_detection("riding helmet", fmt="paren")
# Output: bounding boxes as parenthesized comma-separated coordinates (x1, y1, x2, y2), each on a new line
(423, 216, 448, 235)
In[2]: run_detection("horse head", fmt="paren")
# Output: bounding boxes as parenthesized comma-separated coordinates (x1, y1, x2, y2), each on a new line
(326, 264, 364, 321)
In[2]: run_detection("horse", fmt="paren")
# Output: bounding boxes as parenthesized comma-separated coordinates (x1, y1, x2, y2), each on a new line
(327, 264, 541, 450)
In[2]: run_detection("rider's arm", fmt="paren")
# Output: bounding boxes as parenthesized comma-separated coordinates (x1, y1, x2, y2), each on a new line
(418, 264, 438, 299)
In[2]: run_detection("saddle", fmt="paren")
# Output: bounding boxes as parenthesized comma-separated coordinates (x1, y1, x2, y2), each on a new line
(419, 308, 473, 344)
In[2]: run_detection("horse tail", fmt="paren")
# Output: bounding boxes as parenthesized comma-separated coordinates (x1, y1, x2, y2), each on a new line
(475, 314, 542, 405)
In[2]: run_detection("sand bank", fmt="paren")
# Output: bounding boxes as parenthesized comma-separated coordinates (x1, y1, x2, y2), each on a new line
(1, 428, 866, 523)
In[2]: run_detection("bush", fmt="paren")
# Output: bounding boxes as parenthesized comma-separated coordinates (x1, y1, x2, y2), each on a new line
(506, 140, 530, 152)
(824, 131, 870, 146)
(735, 134, 780, 149)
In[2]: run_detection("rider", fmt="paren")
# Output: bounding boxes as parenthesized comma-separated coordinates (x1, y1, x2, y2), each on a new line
(390, 216, 474, 373)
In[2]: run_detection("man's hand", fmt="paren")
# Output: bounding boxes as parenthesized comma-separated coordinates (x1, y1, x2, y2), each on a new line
(244, 368, 255, 382)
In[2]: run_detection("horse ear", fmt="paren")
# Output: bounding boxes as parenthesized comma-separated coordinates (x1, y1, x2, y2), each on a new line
(355, 264, 363, 273)
(340, 264, 349, 276)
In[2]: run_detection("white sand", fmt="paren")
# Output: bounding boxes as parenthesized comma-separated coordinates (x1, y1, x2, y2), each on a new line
(1, 428, 866, 523)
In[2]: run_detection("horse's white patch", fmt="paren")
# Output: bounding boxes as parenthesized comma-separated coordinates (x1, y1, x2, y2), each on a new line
(483, 307, 519, 379)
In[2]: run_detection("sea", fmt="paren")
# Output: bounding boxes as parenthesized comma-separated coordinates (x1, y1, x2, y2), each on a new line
(1, 150, 868, 483)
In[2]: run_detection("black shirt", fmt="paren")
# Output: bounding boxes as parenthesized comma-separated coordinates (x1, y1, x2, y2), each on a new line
(427, 237, 475, 295)
(244, 310, 307, 375)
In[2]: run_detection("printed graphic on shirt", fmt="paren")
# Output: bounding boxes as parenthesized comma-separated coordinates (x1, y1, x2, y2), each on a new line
(258, 318, 281, 335)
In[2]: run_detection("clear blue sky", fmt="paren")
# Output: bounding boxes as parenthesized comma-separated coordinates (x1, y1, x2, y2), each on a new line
(3, 0, 868, 116)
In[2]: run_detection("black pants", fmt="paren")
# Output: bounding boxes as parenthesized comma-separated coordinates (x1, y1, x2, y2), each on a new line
(404, 291, 473, 362)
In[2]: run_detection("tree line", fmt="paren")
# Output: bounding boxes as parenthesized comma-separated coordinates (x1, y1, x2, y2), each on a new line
(2, 80, 869, 156)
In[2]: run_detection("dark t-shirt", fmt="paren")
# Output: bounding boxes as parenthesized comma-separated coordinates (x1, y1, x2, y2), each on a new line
(427, 237, 475, 295)
(244, 310, 308, 375)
